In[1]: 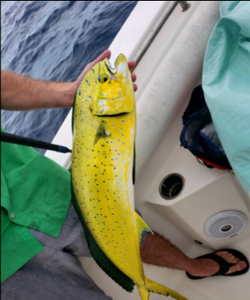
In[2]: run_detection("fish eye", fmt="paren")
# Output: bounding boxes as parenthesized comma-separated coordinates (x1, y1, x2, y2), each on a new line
(98, 74, 109, 84)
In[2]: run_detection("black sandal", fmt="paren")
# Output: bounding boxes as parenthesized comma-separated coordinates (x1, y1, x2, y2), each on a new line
(186, 248, 249, 280)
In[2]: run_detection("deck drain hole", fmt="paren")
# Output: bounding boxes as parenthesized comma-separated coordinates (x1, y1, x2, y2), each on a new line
(221, 225, 232, 232)
(160, 174, 184, 200)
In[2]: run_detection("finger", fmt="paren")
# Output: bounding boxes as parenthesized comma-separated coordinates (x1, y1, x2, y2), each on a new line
(128, 61, 136, 70)
(131, 73, 136, 82)
(133, 84, 138, 92)
(93, 49, 111, 64)
(89, 50, 111, 69)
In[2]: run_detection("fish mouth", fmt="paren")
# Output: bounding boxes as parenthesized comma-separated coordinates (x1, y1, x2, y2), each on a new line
(105, 60, 117, 75)
(97, 112, 128, 118)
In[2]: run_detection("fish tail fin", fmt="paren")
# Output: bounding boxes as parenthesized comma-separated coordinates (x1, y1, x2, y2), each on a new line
(137, 277, 189, 300)
(137, 285, 150, 300)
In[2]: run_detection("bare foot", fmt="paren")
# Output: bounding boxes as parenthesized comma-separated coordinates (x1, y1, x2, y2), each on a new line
(188, 251, 247, 277)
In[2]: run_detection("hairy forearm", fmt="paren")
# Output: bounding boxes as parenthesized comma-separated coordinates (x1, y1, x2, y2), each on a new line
(1, 71, 77, 110)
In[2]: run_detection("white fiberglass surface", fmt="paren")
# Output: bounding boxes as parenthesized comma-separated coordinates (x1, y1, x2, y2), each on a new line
(134, 90, 250, 300)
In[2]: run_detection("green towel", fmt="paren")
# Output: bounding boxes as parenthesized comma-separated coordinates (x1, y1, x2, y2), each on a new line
(1, 126, 71, 282)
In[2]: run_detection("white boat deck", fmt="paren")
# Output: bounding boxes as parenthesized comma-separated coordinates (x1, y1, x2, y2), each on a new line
(46, 2, 250, 299)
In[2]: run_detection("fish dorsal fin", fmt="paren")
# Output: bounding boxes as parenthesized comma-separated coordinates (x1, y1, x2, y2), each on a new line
(133, 140, 136, 185)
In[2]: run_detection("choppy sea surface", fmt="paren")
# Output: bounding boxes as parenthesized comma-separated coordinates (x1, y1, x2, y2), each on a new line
(1, 1, 137, 154)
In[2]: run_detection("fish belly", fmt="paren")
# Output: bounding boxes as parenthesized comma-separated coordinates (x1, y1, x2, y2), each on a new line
(72, 113, 144, 284)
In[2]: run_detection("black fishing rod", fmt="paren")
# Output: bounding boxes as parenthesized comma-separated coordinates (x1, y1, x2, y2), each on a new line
(1, 132, 72, 154)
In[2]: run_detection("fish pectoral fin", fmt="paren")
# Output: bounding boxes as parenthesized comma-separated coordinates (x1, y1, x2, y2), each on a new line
(137, 277, 189, 300)
(94, 121, 111, 145)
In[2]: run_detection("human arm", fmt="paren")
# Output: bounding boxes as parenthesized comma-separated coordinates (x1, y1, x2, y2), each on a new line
(1, 71, 76, 110)
(1, 50, 137, 111)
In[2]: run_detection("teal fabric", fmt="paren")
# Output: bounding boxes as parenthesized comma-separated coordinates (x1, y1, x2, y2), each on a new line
(202, 1, 250, 195)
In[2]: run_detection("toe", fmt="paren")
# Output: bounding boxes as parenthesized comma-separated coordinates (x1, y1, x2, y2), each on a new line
(215, 251, 238, 264)
(227, 254, 237, 263)
(226, 261, 247, 275)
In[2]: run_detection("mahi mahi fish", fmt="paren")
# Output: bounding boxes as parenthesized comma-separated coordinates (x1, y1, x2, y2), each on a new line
(71, 54, 188, 300)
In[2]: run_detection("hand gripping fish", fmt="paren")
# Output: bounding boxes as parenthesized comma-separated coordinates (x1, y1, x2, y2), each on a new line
(71, 54, 188, 300)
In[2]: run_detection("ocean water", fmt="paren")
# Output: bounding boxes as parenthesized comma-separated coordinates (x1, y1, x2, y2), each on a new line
(1, 1, 137, 154)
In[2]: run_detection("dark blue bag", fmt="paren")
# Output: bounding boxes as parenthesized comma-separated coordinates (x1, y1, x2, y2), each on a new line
(180, 85, 232, 170)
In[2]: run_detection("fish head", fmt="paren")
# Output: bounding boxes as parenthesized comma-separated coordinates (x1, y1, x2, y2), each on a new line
(90, 54, 135, 116)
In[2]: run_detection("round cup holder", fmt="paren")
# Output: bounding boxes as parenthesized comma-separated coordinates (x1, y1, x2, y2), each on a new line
(159, 173, 185, 200)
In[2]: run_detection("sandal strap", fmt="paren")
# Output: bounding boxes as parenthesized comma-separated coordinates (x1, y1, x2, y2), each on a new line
(197, 253, 230, 276)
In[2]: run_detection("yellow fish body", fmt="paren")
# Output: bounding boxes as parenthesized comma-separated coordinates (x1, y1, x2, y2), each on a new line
(71, 54, 188, 300)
